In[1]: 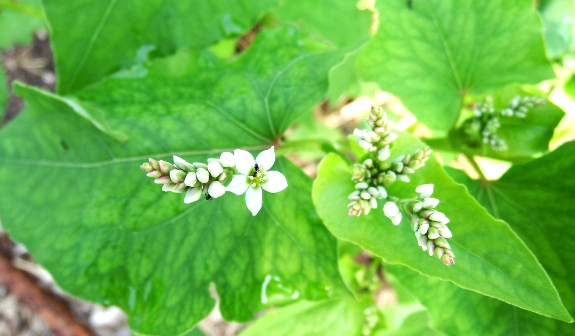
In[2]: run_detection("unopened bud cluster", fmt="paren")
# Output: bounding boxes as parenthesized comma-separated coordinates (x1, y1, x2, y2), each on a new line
(141, 152, 236, 204)
(462, 95, 545, 151)
(347, 106, 431, 216)
(405, 184, 454, 266)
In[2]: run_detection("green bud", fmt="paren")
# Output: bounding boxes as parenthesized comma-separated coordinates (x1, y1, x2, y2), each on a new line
(149, 158, 159, 170)
(377, 161, 390, 171)
(427, 227, 440, 239)
(351, 164, 367, 181)
(158, 160, 173, 174)
(141, 162, 153, 172)
(363, 159, 373, 169)
(392, 162, 404, 173)
(434, 237, 450, 249)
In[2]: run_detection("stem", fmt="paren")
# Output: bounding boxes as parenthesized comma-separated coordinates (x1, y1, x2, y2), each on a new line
(464, 153, 487, 181)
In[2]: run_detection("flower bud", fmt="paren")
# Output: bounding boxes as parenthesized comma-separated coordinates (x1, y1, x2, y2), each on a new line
(429, 211, 448, 223)
(392, 162, 404, 173)
(363, 159, 373, 168)
(154, 176, 171, 184)
(436, 247, 445, 259)
(141, 162, 153, 172)
(396, 174, 410, 183)
(377, 148, 390, 161)
(391, 213, 402, 225)
(193, 162, 208, 169)
(355, 182, 369, 190)
(383, 132, 398, 143)
(367, 187, 379, 197)
(382, 171, 396, 186)
(219, 152, 235, 167)
(419, 222, 429, 235)
(369, 197, 378, 209)
(158, 160, 173, 174)
(437, 226, 452, 238)
(416, 184, 434, 199)
(420, 235, 428, 251)
(147, 170, 163, 178)
(173, 182, 187, 193)
(351, 164, 367, 181)
(149, 158, 159, 170)
(427, 241, 436, 256)
(422, 198, 440, 209)
(170, 169, 187, 183)
(348, 190, 360, 200)
(427, 227, 440, 239)
(434, 237, 450, 249)
(162, 183, 176, 192)
(184, 172, 197, 187)
(441, 253, 454, 265)
(218, 172, 228, 182)
(413, 202, 423, 212)
(184, 187, 202, 203)
(207, 161, 224, 177)
(359, 140, 373, 150)
(376, 186, 387, 199)
(383, 202, 400, 217)
(360, 191, 371, 200)
(173, 156, 194, 171)
(208, 181, 226, 198)
(196, 169, 210, 183)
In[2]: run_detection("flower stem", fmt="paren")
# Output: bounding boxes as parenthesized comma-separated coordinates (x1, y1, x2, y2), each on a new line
(464, 153, 487, 181)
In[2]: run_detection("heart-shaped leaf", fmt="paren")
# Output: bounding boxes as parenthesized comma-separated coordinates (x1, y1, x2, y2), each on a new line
(357, 0, 553, 131)
(0, 26, 348, 335)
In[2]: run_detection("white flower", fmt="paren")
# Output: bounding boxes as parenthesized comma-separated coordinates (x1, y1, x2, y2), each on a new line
(184, 172, 197, 187)
(226, 146, 287, 216)
(196, 169, 210, 183)
(422, 197, 440, 209)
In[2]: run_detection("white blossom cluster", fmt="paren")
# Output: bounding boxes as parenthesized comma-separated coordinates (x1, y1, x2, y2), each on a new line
(141, 147, 287, 216)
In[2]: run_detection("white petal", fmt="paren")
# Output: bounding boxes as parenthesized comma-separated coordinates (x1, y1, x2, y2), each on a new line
(262, 171, 287, 193)
(184, 188, 202, 203)
(207, 161, 223, 177)
(226, 175, 249, 195)
(256, 146, 275, 171)
(220, 152, 235, 168)
(208, 181, 226, 198)
(245, 187, 262, 216)
(391, 213, 402, 225)
(234, 149, 255, 175)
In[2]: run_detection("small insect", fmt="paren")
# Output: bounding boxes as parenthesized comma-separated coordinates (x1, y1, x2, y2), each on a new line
(205, 194, 213, 201)
(251, 163, 260, 177)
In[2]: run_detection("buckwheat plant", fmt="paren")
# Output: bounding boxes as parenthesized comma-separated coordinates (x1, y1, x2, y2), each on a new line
(141, 147, 287, 216)
(460, 95, 545, 151)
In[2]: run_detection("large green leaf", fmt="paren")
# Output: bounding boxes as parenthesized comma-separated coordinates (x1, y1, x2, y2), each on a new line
(0, 0, 45, 49)
(240, 297, 367, 336)
(386, 263, 575, 335)
(447, 140, 575, 322)
(357, 0, 554, 131)
(0, 27, 348, 335)
(43, 0, 279, 94)
(312, 131, 571, 321)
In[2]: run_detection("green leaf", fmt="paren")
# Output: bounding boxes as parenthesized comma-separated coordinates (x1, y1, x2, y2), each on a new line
(446, 140, 575, 321)
(449, 86, 565, 162)
(312, 131, 571, 321)
(357, 0, 554, 131)
(0, 26, 348, 335)
(538, 0, 575, 60)
(240, 297, 367, 336)
(386, 263, 575, 335)
(0, 0, 45, 49)
(43, 0, 279, 94)
(273, 0, 372, 48)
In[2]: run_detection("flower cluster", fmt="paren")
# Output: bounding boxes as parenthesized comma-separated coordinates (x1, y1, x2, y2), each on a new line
(347, 106, 432, 216)
(407, 184, 454, 265)
(141, 147, 287, 216)
(461, 95, 545, 151)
